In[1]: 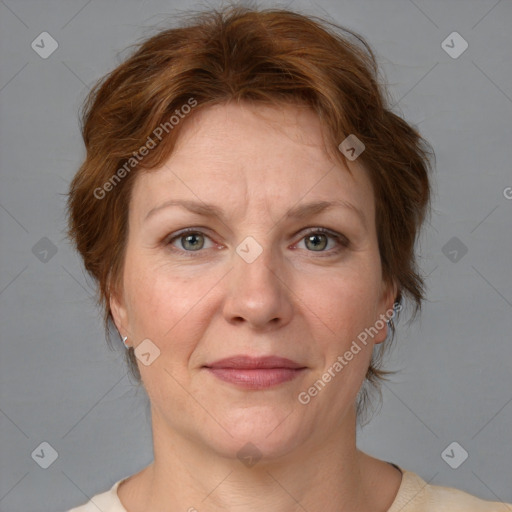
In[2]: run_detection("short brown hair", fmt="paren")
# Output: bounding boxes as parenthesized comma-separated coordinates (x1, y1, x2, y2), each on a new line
(66, 4, 433, 422)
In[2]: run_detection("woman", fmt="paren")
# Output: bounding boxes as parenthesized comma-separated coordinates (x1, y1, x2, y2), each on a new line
(66, 5, 511, 511)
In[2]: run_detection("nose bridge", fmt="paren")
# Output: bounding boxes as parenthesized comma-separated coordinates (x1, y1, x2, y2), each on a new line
(223, 232, 292, 329)
(237, 236, 278, 286)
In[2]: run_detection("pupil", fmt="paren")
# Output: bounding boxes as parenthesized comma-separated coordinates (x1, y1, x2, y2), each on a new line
(308, 234, 326, 251)
(184, 234, 203, 250)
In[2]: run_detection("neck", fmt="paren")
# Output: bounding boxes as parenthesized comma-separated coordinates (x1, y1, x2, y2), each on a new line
(119, 405, 399, 512)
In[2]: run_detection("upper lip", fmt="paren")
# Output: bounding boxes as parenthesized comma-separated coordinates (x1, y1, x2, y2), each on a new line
(205, 356, 305, 369)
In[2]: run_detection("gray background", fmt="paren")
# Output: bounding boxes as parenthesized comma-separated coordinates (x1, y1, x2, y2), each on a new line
(0, 0, 511, 510)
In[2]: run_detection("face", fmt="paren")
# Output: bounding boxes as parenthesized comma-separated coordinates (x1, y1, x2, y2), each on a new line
(111, 101, 396, 460)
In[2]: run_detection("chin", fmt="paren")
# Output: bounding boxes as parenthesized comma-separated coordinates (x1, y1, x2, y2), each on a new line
(202, 406, 310, 462)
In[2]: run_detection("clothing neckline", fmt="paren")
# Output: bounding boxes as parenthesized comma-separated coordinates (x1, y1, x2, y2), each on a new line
(111, 463, 413, 512)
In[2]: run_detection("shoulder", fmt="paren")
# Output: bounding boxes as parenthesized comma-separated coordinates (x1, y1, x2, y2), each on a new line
(389, 469, 512, 512)
(67, 478, 127, 512)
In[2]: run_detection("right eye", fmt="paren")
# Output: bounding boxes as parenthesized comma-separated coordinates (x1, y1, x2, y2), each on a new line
(166, 229, 216, 253)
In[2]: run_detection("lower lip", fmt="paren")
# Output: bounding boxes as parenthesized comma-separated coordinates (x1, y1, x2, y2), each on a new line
(205, 368, 306, 389)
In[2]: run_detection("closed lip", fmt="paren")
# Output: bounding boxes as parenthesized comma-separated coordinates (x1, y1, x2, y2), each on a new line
(204, 355, 306, 370)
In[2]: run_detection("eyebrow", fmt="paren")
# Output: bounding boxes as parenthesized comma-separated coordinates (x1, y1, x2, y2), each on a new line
(144, 198, 367, 227)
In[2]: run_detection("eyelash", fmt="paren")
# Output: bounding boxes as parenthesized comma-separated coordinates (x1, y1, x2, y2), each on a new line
(165, 227, 349, 257)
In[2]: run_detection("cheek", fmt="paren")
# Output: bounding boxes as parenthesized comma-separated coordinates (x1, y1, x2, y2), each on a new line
(302, 274, 380, 401)
(124, 255, 183, 325)
(299, 268, 382, 341)
(123, 254, 221, 352)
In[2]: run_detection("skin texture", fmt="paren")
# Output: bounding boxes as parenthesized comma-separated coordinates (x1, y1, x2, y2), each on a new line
(111, 101, 402, 512)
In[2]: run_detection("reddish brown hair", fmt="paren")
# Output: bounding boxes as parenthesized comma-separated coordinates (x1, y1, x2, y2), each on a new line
(67, 4, 433, 421)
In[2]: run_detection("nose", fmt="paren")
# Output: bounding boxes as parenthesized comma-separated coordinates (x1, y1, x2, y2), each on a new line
(222, 240, 294, 331)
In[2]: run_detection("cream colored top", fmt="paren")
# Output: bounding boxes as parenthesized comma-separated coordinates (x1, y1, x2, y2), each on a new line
(68, 467, 512, 511)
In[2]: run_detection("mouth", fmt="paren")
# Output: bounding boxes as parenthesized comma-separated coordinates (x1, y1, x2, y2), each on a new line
(203, 356, 307, 389)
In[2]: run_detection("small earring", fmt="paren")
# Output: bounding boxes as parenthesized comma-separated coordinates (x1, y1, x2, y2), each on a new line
(122, 335, 129, 348)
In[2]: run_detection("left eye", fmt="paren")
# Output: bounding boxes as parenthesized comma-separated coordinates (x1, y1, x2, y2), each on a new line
(295, 228, 348, 253)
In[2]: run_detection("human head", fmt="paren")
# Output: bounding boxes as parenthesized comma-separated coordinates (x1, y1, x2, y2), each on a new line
(66, 4, 433, 423)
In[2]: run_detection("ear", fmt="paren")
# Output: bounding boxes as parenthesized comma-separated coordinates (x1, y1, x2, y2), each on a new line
(374, 279, 398, 345)
(109, 283, 129, 338)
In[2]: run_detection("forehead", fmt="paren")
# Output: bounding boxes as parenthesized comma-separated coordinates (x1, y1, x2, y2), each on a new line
(130, 101, 375, 225)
